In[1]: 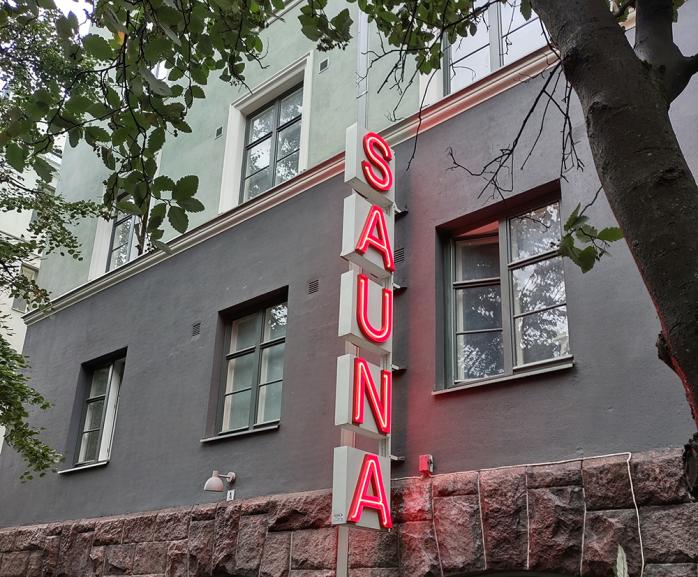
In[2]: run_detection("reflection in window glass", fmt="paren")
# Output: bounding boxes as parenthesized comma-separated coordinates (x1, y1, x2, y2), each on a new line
(514, 305, 569, 365)
(242, 86, 303, 202)
(455, 235, 499, 280)
(446, 1, 548, 95)
(509, 202, 561, 261)
(511, 257, 566, 316)
(448, 201, 570, 387)
(456, 332, 504, 380)
(220, 301, 287, 433)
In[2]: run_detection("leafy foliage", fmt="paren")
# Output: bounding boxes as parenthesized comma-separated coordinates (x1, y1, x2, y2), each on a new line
(559, 196, 624, 273)
(0, 318, 62, 480)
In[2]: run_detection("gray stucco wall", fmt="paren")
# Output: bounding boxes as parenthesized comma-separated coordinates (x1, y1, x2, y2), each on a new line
(2, 3, 698, 528)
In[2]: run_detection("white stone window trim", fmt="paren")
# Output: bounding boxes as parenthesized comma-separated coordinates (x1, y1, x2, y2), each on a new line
(218, 51, 314, 214)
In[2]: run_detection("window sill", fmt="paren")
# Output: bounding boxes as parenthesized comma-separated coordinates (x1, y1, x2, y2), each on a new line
(58, 460, 109, 475)
(200, 423, 279, 444)
(434, 356, 574, 395)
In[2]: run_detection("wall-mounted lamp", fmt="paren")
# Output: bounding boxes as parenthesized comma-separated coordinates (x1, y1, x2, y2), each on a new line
(203, 470, 236, 492)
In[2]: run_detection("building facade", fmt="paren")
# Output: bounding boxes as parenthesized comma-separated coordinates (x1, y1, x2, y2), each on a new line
(1, 2, 698, 576)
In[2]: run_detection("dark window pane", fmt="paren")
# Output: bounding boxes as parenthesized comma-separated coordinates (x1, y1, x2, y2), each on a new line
(248, 108, 274, 143)
(456, 285, 502, 331)
(449, 45, 491, 92)
(514, 305, 569, 365)
(277, 122, 301, 159)
(455, 332, 504, 381)
(78, 431, 100, 463)
(222, 390, 251, 431)
(511, 257, 566, 315)
(245, 139, 271, 176)
(455, 236, 500, 281)
(275, 151, 299, 185)
(256, 381, 282, 423)
(245, 167, 272, 199)
(260, 343, 285, 384)
(509, 203, 561, 261)
(279, 89, 303, 125)
(225, 353, 256, 393)
(84, 400, 105, 430)
(264, 303, 288, 341)
(230, 314, 258, 352)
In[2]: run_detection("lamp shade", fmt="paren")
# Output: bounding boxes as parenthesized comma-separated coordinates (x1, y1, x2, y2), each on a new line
(203, 471, 225, 492)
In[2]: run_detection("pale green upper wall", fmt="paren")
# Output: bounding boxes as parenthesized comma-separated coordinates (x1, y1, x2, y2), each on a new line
(38, 0, 421, 298)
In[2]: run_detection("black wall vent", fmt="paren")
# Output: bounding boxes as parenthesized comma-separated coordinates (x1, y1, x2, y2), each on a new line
(308, 279, 320, 294)
(319, 58, 329, 73)
(215, 126, 223, 139)
(192, 322, 201, 337)
(394, 247, 406, 264)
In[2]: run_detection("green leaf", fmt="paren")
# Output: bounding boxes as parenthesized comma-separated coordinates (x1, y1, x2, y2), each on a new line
(177, 196, 205, 212)
(153, 175, 175, 192)
(168, 205, 189, 233)
(173, 175, 198, 200)
(520, 0, 532, 21)
(597, 227, 624, 242)
(116, 200, 143, 216)
(83, 34, 114, 60)
(85, 126, 110, 142)
(575, 246, 597, 273)
(139, 63, 172, 97)
(6, 142, 26, 172)
(33, 157, 54, 181)
(148, 128, 166, 152)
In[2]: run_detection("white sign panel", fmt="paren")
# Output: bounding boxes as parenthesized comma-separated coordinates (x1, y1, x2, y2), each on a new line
(344, 123, 395, 208)
(338, 269, 393, 355)
(341, 192, 395, 280)
(332, 446, 392, 530)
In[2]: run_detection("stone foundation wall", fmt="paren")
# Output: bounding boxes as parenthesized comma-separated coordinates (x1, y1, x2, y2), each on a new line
(0, 448, 696, 577)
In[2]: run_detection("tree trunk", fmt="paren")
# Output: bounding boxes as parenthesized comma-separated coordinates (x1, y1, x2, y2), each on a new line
(531, 0, 698, 425)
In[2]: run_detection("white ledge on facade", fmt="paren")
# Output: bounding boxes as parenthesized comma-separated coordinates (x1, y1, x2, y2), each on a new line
(200, 423, 280, 443)
(58, 461, 109, 475)
(434, 356, 575, 395)
(25, 46, 560, 326)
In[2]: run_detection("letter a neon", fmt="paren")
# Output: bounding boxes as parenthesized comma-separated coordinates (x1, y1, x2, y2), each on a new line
(347, 453, 392, 528)
(356, 205, 394, 272)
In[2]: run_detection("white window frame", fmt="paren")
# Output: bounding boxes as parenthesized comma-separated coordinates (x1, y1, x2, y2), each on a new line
(75, 357, 125, 466)
(218, 51, 314, 214)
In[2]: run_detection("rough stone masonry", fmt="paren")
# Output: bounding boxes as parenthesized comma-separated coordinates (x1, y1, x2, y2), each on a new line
(0, 448, 697, 577)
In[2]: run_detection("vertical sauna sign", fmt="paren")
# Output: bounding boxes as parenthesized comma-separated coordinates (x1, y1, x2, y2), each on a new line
(332, 124, 395, 530)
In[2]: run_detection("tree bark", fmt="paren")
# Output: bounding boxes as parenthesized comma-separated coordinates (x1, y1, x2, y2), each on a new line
(531, 0, 698, 424)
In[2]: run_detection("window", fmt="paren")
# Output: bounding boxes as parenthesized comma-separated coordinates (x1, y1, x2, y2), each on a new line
(444, 0, 546, 94)
(241, 85, 303, 202)
(106, 212, 137, 272)
(446, 201, 570, 387)
(11, 264, 38, 313)
(76, 358, 125, 465)
(219, 302, 287, 432)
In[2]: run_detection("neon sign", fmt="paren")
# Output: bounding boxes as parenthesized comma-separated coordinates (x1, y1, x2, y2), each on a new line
(332, 124, 396, 531)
